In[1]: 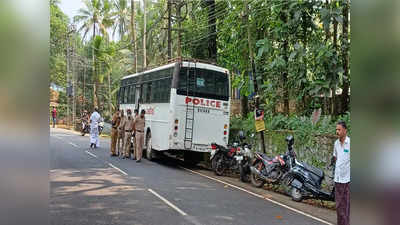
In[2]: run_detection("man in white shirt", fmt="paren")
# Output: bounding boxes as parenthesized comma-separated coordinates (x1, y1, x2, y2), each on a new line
(89, 107, 102, 149)
(332, 121, 350, 225)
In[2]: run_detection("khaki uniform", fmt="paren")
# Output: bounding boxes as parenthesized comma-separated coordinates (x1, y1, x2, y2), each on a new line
(117, 115, 127, 155)
(134, 115, 145, 161)
(123, 116, 135, 158)
(110, 112, 120, 155)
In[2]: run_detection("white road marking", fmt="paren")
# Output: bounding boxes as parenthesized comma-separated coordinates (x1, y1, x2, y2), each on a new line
(148, 189, 187, 216)
(180, 167, 333, 225)
(108, 163, 128, 175)
(85, 151, 98, 158)
(69, 142, 79, 148)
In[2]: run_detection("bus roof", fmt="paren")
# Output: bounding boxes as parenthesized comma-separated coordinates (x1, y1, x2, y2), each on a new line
(121, 61, 229, 80)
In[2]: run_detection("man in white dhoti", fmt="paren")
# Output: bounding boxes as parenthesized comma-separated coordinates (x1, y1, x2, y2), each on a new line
(89, 107, 102, 149)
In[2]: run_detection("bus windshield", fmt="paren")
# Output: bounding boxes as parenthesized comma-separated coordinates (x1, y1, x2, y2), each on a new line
(177, 67, 229, 101)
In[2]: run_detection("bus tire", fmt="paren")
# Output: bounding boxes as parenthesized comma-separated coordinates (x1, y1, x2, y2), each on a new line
(145, 131, 154, 161)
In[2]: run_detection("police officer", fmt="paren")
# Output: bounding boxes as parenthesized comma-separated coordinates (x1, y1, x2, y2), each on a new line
(123, 109, 135, 159)
(110, 109, 120, 156)
(133, 109, 145, 163)
(117, 109, 126, 156)
(131, 109, 139, 159)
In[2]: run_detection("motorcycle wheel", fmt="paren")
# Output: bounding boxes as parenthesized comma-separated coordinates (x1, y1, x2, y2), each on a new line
(213, 154, 225, 176)
(239, 164, 249, 183)
(81, 131, 85, 136)
(290, 187, 303, 202)
(250, 161, 266, 188)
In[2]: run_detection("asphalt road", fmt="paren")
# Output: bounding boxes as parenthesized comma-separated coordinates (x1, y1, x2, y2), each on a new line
(50, 128, 333, 225)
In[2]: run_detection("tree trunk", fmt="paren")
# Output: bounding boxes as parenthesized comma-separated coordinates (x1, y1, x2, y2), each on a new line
(108, 71, 112, 116)
(281, 10, 289, 115)
(207, 0, 217, 62)
(167, 0, 172, 60)
(92, 22, 98, 109)
(341, 0, 350, 114)
(143, 0, 147, 70)
(131, 0, 137, 73)
(330, 0, 339, 115)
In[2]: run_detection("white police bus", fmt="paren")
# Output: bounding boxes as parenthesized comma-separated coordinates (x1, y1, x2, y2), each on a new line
(118, 59, 230, 163)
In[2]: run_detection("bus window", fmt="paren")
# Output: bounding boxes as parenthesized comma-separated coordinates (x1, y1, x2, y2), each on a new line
(142, 83, 148, 103)
(124, 86, 129, 104)
(162, 78, 172, 102)
(177, 68, 228, 101)
(147, 82, 152, 103)
(129, 85, 135, 104)
(151, 80, 160, 103)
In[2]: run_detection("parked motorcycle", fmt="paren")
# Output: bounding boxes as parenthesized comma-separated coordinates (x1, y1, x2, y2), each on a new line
(98, 121, 104, 135)
(237, 132, 253, 183)
(81, 120, 90, 136)
(250, 135, 296, 188)
(283, 156, 335, 202)
(80, 120, 104, 136)
(210, 131, 254, 179)
(210, 142, 241, 176)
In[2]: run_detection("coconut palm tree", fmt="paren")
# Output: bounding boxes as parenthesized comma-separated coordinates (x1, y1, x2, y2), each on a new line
(73, 0, 113, 41)
(73, 0, 114, 108)
(112, 0, 130, 40)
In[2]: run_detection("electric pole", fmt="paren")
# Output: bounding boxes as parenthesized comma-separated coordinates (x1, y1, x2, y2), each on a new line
(167, 0, 172, 60)
(245, 0, 265, 153)
(143, 0, 147, 70)
(131, 0, 137, 73)
(172, 0, 187, 59)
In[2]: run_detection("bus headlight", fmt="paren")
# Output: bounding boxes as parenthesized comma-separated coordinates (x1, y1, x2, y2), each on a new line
(223, 137, 227, 142)
(173, 132, 178, 137)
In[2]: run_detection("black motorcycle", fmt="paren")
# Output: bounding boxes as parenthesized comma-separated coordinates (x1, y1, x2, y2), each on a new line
(237, 132, 253, 183)
(283, 156, 335, 202)
(210, 142, 241, 176)
(250, 135, 296, 188)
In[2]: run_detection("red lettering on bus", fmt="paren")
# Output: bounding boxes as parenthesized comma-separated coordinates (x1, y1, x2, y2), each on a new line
(185, 97, 222, 109)
(185, 97, 192, 104)
(210, 101, 215, 107)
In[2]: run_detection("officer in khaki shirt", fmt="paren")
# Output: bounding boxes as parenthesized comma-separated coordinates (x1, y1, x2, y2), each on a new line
(123, 109, 135, 159)
(133, 109, 146, 162)
(110, 109, 120, 156)
(117, 110, 126, 156)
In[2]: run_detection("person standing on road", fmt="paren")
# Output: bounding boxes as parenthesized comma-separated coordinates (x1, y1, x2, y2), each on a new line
(123, 109, 134, 159)
(133, 109, 145, 163)
(131, 109, 139, 160)
(110, 109, 120, 156)
(117, 109, 126, 156)
(331, 121, 350, 225)
(51, 106, 57, 128)
(89, 107, 102, 149)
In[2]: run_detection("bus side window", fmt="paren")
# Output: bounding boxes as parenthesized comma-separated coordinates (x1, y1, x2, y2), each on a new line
(129, 85, 136, 104)
(147, 82, 152, 103)
(151, 80, 160, 103)
(142, 83, 148, 103)
(118, 88, 122, 104)
(124, 86, 129, 104)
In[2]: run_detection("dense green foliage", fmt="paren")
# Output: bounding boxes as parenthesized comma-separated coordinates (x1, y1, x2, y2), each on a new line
(50, 0, 350, 132)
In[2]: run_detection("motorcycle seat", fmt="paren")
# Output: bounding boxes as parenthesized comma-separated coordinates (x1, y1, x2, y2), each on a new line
(258, 153, 273, 161)
(301, 162, 324, 178)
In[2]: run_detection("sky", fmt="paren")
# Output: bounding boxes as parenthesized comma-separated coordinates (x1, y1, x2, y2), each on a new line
(59, 0, 85, 22)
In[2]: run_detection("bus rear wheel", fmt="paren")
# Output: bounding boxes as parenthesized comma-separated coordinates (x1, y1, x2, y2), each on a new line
(145, 132, 154, 161)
